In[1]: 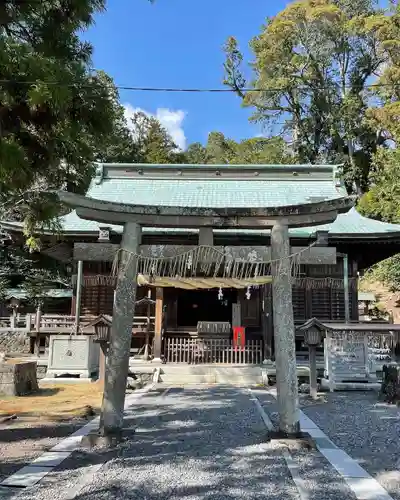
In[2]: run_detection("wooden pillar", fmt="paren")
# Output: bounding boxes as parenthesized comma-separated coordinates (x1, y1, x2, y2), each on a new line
(343, 254, 350, 323)
(153, 287, 164, 361)
(75, 260, 83, 333)
(262, 284, 273, 361)
(100, 222, 141, 438)
(143, 289, 152, 360)
(70, 294, 76, 316)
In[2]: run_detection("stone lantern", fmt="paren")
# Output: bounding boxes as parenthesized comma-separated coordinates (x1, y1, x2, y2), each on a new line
(88, 315, 112, 387)
(297, 318, 326, 400)
(8, 297, 21, 329)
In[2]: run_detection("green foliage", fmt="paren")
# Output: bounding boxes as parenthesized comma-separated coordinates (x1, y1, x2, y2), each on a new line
(357, 147, 400, 292)
(128, 111, 183, 164)
(185, 142, 211, 164)
(358, 148, 400, 223)
(23, 270, 55, 308)
(369, 303, 389, 321)
(0, 0, 126, 236)
(363, 254, 400, 293)
(224, 0, 400, 192)
(184, 132, 294, 165)
(0, 243, 69, 305)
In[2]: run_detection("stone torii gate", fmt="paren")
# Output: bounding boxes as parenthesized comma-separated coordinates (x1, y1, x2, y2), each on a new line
(59, 181, 353, 440)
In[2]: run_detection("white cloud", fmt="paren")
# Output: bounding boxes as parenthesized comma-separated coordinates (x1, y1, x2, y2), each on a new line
(123, 103, 187, 150)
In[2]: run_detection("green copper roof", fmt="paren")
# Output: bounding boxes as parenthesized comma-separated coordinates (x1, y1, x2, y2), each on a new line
(3, 163, 400, 238)
(88, 162, 345, 209)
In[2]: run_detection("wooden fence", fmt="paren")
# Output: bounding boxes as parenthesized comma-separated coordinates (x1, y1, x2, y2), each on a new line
(0, 313, 154, 332)
(0, 313, 156, 356)
(165, 337, 263, 365)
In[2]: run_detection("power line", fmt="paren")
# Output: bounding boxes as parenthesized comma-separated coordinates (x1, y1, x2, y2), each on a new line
(0, 79, 399, 93)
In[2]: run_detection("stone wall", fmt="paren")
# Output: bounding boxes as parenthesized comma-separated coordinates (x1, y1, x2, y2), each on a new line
(0, 330, 30, 355)
(0, 361, 39, 396)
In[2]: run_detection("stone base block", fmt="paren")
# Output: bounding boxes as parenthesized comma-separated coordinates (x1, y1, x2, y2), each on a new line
(0, 361, 39, 396)
(81, 428, 135, 449)
(267, 430, 317, 451)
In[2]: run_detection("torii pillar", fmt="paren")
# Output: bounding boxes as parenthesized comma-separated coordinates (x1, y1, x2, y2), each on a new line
(99, 222, 141, 438)
(271, 222, 299, 435)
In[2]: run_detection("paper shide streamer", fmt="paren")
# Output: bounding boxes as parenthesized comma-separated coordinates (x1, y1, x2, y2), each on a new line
(110, 244, 317, 282)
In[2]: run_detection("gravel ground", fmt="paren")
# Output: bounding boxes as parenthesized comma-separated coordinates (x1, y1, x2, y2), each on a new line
(300, 391, 400, 500)
(251, 388, 358, 500)
(0, 418, 86, 482)
(254, 387, 400, 499)
(11, 385, 363, 500)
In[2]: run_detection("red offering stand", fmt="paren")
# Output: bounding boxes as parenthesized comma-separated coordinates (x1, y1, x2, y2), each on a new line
(233, 326, 245, 351)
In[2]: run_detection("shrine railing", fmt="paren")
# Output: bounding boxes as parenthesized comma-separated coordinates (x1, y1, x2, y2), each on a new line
(164, 337, 263, 365)
(0, 313, 155, 333)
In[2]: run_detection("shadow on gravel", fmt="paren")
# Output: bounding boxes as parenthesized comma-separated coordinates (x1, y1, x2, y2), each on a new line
(10, 385, 359, 500)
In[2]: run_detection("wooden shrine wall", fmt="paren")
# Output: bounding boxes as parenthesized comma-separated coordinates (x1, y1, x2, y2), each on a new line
(80, 262, 113, 316)
(239, 288, 261, 331)
(80, 262, 152, 316)
(77, 259, 357, 323)
(292, 261, 358, 322)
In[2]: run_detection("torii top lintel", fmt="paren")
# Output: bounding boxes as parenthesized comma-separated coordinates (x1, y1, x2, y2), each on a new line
(58, 163, 355, 230)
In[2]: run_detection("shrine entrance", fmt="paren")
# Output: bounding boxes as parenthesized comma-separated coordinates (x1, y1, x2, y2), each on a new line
(176, 288, 237, 327)
(59, 162, 354, 437)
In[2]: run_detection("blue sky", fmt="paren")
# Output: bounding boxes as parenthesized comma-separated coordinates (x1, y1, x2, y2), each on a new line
(85, 0, 291, 149)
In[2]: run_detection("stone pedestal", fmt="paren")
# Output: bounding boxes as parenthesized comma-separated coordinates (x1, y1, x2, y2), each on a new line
(309, 346, 318, 400)
(0, 361, 39, 396)
(45, 335, 99, 379)
(271, 223, 300, 435)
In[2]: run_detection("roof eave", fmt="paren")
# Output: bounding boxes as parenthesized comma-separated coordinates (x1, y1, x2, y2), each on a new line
(59, 191, 355, 229)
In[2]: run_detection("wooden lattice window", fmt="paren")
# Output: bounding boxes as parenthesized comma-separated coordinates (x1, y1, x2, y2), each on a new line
(82, 285, 113, 316)
(292, 286, 306, 321)
(311, 288, 331, 320)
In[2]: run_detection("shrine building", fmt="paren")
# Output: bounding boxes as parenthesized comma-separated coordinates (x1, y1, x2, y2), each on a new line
(3, 163, 400, 363)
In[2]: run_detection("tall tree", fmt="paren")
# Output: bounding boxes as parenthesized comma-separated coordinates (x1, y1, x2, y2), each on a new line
(95, 75, 141, 165)
(0, 0, 125, 238)
(185, 142, 211, 164)
(224, 0, 400, 192)
(184, 132, 293, 165)
(128, 111, 183, 164)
